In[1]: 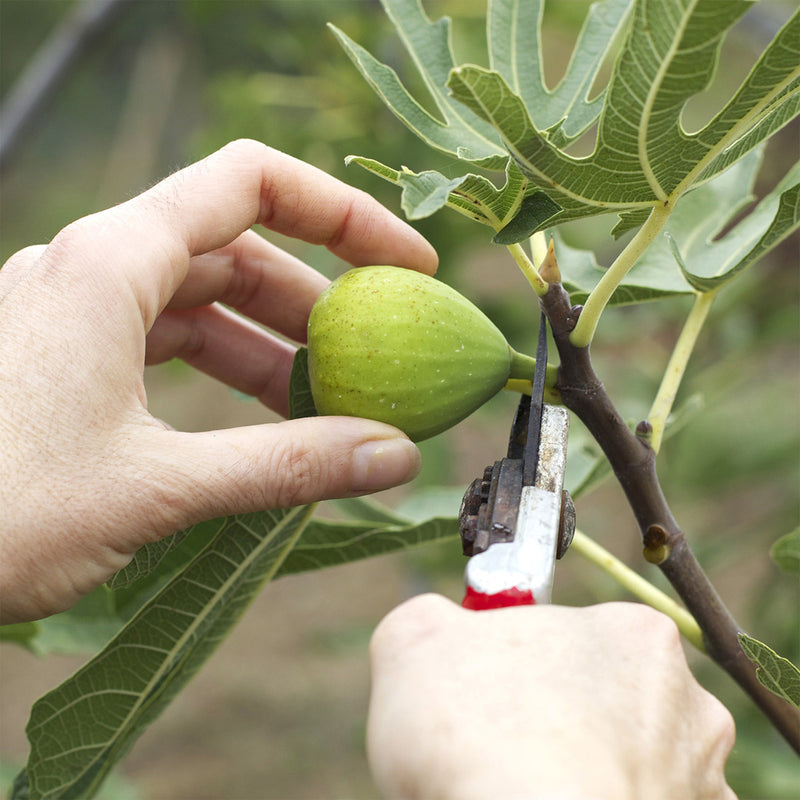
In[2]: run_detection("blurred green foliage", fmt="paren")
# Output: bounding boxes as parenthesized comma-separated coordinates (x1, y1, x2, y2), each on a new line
(1, 1, 798, 797)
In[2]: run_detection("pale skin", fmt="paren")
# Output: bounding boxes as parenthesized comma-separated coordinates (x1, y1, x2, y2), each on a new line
(369, 595, 737, 800)
(1, 140, 735, 795)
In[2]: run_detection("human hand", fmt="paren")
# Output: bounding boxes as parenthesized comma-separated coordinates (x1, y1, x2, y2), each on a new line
(0, 139, 437, 624)
(368, 594, 736, 800)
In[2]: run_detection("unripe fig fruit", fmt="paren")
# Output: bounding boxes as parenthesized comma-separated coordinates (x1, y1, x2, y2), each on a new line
(307, 266, 536, 441)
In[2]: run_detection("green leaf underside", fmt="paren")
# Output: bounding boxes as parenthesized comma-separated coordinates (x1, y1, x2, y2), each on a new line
(738, 633, 800, 708)
(22, 497, 461, 798)
(289, 346, 318, 420)
(770, 528, 800, 576)
(328, 1, 508, 168)
(487, 0, 634, 148)
(695, 9, 800, 185)
(276, 515, 459, 577)
(24, 506, 315, 800)
(106, 529, 192, 590)
(557, 228, 694, 307)
(560, 147, 799, 304)
(453, 4, 798, 216)
(338, 0, 799, 237)
(493, 192, 562, 244)
(671, 164, 800, 291)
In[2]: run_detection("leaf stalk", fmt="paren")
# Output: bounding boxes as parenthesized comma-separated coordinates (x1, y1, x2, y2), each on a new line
(569, 530, 705, 652)
(647, 290, 717, 452)
(570, 203, 673, 347)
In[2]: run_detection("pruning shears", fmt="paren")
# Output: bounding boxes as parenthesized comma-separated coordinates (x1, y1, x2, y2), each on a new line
(458, 314, 574, 609)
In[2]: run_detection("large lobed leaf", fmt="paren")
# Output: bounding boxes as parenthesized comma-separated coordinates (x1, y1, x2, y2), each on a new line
(447, 2, 799, 224)
(558, 147, 800, 305)
(328, 0, 508, 168)
(335, 0, 799, 241)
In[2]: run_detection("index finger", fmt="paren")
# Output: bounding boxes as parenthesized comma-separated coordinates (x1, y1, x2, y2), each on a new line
(45, 139, 438, 330)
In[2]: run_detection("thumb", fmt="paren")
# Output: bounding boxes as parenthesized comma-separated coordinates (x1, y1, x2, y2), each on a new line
(136, 416, 421, 530)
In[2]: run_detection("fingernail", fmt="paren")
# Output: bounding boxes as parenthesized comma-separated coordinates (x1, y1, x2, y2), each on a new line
(352, 438, 421, 492)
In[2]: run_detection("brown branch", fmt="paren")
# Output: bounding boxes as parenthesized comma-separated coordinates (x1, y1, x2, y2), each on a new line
(540, 281, 800, 754)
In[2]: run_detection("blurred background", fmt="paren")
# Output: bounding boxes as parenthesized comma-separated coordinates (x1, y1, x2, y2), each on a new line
(1, 1, 798, 797)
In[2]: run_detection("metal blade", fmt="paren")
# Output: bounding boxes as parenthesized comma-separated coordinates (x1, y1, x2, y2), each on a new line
(523, 313, 548, 486)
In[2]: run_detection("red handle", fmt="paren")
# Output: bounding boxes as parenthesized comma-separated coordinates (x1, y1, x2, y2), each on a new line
(462, 585, 536, 610)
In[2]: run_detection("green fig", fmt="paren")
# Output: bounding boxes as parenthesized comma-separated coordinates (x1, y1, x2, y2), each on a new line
(307, 266, 536, 441)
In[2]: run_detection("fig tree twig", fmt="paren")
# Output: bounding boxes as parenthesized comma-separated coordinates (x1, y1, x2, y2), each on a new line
(540, 278, 800, 754)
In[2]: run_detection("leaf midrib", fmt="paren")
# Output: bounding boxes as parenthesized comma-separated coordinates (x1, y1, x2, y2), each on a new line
(671, 65, 800, 201)
(637, 0, 699, 201)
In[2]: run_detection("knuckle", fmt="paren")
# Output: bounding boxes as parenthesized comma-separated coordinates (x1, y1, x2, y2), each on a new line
(371, 594, 451, 657)
(648, 608, 683, 647)
(267, 439, 328, 508)
(219, 137, 270, 162)
(709, 697, 737, 752)
(2, 244, 46, 272)
(41, 211, 129, 283)
(45, 216, 98, 261)
(602, 601, 683, 648)
(626, 602, 683, 647)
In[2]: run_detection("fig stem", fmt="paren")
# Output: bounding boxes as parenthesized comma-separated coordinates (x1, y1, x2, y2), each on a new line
(508, 348, 558, 385)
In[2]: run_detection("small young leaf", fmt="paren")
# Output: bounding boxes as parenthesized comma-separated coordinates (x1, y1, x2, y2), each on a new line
(398, 170, 473, 220)
(493, 192, 562, 244)
(289, 346, 318, 420)
(770, 528, 800, 576)
(738, 633, 800, 708)
(347, 155, 531, 229)
(346, 157, 491, 223)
